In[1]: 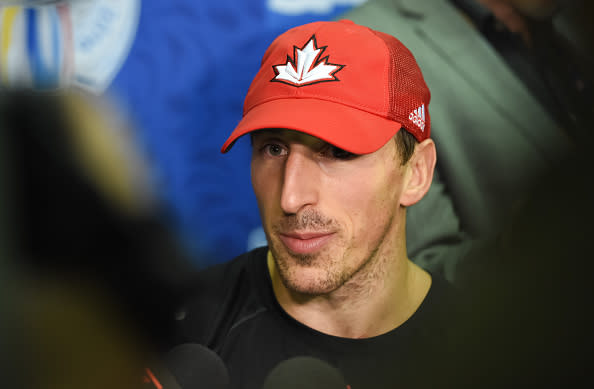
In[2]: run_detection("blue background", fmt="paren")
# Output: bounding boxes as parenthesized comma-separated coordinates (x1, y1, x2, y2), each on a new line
(108, 0, 363, 267)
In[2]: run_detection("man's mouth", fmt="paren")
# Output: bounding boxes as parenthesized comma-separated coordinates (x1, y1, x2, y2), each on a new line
(278, 232, 335, 255)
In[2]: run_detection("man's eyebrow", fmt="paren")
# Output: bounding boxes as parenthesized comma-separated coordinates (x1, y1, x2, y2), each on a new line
(252, 131, 279, 141)
(253, 129, 283, 137)
(250, 131, 284, 147)
(252, 130, 327, 150)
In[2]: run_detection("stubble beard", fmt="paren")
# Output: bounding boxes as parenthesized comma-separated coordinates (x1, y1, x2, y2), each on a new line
(267, 208, 397, 297)
(269, 240, 352, 295)
(267, 209, 345, 295)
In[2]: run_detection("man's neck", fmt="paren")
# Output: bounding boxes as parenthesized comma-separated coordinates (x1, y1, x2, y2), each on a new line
(267, 248, 431, 339)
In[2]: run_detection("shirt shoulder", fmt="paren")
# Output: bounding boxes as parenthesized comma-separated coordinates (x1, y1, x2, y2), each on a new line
(171, 246, 273, 349)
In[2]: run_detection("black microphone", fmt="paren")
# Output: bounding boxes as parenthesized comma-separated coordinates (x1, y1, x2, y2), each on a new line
(261, 356, 348, 389)
(144, 343, 230, 389)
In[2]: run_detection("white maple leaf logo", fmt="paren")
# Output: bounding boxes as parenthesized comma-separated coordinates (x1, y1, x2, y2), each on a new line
(272, 35, 344, 87)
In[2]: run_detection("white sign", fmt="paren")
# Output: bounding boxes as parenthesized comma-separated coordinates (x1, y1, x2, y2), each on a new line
(71, 0, 140, 93)
(267, 0, 367, 15)
(0, 0, 140, 92)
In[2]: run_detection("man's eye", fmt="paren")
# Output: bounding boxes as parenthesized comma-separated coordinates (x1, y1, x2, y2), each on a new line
(264, 144, 286, 157)
(327, 145, 356, 160)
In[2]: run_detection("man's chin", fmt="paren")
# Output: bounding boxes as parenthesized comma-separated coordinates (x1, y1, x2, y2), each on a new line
(270, 242, 344, 294)
(281, 278, 336, 296)
(277, 264, 340, 296)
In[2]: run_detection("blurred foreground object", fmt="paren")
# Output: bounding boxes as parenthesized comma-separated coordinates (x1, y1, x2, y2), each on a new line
(0, 89, 198, 388)
(450, 148, 594, 387)
(0, 0, 140, 91)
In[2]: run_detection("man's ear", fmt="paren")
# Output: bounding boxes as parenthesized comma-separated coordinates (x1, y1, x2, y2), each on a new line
(400, 139, 436, 207)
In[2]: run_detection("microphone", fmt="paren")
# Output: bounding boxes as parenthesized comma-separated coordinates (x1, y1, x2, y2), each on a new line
(261, 356, 349, 389)
(143, 343, 230, 389)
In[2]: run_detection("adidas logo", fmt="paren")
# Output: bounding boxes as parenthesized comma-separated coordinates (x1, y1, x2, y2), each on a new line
(408, 104, 426, 131)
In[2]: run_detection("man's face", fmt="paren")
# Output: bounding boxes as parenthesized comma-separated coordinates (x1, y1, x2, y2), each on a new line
(251, 129, 408, 296)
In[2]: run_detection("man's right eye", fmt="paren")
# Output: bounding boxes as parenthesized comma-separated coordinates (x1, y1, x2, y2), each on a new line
(263, 144, 287, 157)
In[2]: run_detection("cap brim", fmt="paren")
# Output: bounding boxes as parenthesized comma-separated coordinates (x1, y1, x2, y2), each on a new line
(221, 98, 402, 154)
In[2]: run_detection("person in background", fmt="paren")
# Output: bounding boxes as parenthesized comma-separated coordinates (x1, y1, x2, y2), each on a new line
(173, 20, 460, 389)
(339, 0, 592, 282)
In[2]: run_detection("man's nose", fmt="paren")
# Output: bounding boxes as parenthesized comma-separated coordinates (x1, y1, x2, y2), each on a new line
(280, 150, 320, 215)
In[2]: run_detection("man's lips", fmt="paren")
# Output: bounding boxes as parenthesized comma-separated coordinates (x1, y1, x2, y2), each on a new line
(278, 232, 335, 255)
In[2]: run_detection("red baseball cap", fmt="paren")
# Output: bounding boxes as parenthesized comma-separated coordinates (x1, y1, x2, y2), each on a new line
(221, 19, 431, 154)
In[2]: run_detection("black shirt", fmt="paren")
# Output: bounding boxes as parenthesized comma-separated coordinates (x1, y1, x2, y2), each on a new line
(173, 247, 460, 389)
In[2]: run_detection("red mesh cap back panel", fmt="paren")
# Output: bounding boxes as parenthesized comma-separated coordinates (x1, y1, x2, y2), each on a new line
(373, 30, 431, 141)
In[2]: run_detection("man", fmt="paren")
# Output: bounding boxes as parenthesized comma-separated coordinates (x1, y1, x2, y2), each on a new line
(339, 0, 581, 282)
(174, 20, 458, 389)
